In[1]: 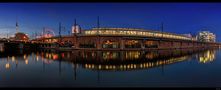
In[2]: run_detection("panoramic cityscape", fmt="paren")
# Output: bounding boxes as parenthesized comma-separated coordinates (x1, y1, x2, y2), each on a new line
(0, 3, 221, 87)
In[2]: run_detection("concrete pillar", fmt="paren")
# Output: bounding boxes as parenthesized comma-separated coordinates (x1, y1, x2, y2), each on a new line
(158, 40, 161, 46)
(120, 51, 124, 61)
(97, 51, 101, 60)
(174, 42, 177, 49)
(141, 40, 145, 50)
(180, 42, 182, 49)
(171, 41, 173, 47)
(96, 37, 101, 50)
(120, 39, 125, 50)
(74, 40, 79, 49)
(197, 43, 198, 47)
(74, 36, 79, 49)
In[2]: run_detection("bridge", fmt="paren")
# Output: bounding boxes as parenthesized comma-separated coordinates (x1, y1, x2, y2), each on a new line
(31, 28, 221, 51)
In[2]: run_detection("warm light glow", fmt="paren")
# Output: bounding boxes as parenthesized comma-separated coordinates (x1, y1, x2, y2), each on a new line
(5, 63, 10, 69)
(48, 53, 52, 59)
(102, 52, 118, 60)
(25, 60, 28, 64)
(199, 50, 215, 63)
(126, 51, 140, 59)
(23, 54, 27, 59)
(98, 65, 101, 69)
(12, 56, 15, 62)
(84, 28, 194, 41)
(83, 55, 188, 70)
(36, 56, 39, 61)
(53, 54, 59, 60)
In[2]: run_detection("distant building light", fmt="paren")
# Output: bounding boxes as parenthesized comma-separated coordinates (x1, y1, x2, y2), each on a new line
(197, 31, 216, 42)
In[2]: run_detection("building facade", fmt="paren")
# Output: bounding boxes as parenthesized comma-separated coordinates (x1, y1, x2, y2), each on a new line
(14, 32, 29, 41)
(197, 31, 216, 42)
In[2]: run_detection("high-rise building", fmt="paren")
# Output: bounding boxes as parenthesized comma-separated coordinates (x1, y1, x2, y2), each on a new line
(197, 31, 216, 42)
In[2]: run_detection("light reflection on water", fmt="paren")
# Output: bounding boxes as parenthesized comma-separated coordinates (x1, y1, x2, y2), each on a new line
(0, 48, 219, 87)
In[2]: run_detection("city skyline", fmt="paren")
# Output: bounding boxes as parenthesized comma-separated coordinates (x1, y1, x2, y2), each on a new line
(0, 3, 221, 88)
(0, 3, 220, 41)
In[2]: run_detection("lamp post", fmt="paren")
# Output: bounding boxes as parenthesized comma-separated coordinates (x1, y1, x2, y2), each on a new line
(59, 22, 61, 43)
(161, 22, 164, 38)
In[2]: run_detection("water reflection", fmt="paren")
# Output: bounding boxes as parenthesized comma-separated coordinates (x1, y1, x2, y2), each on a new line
(0, 48, 217, 71)
(37, 49, 217, 71)
(197, 50, 216, 63)
(0, 47, 219, 87)
(0, 43, 4, 52)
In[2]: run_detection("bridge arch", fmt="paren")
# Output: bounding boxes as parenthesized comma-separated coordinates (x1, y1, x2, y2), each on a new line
(125, 39, 142, 48)
(102, 39, 120, 48)
(78, 37, 96, 48)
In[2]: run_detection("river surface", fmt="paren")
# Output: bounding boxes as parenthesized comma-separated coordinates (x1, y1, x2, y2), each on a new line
(0, 48, 220, 87)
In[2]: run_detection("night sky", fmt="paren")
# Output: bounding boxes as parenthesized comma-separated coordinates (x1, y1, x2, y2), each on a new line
(0, 3, 221, 42)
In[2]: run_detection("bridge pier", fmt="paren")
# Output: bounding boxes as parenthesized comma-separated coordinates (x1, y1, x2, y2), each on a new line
(96, 36, 102, 50)
(120, 39, 125, 50)
(141, 40, 145, 50)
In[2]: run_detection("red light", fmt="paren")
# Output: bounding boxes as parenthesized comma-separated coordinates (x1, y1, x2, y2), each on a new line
(61, 53, 65, 58)
(53, 54, 58, 60)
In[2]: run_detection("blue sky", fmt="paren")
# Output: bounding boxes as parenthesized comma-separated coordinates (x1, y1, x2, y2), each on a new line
(0, 3, 220, 41)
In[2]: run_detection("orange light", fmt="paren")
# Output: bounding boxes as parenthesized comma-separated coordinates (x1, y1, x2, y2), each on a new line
(5, 63, 10, 69)
(25, 60, 28, 64)
(53, 54, 58, 60)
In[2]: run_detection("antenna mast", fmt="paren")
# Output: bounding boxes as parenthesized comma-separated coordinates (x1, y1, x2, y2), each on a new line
(59, 22, 62, 43)
(74, 19, 76, 34)
(97, 16, 100, 28)
(16, 17, 19, 34)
